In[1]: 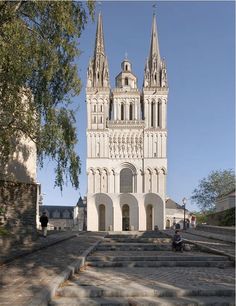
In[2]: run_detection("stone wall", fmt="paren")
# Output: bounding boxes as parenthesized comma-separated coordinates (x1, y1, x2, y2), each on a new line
(0, 180, 38, 246)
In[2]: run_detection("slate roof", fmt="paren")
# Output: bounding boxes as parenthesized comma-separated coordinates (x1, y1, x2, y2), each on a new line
(166, 198, 189, 212)
(39, 205, 74, 219)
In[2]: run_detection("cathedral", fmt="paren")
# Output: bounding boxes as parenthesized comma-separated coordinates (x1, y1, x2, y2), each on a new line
(86, 13, 168, 231)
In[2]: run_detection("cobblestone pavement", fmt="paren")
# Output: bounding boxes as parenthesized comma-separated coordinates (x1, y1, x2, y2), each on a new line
(72, 266, 235, 292)
(0, 231, 78, 265)
(163, 229, 235, 258)
(0, 232, 105, 306)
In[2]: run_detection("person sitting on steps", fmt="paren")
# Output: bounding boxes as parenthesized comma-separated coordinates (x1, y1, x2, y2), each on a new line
(172, 230, 184, 252)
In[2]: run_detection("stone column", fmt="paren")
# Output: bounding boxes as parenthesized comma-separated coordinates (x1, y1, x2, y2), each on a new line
(115, 172, 119, 193)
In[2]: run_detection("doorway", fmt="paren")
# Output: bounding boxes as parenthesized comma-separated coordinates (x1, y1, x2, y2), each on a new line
(146, 204, 153, 230)
(98, 204, 105, 231)
(122, 204, 130, 231)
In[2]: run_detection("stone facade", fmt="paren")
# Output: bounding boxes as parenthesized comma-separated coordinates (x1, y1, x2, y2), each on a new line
(86, 13, 168, 231)
(0, 180, 38, 243)
(215, 190, 235, 212)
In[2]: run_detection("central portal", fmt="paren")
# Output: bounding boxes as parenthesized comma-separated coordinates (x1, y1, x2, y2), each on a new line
(122, 204, 130, 231)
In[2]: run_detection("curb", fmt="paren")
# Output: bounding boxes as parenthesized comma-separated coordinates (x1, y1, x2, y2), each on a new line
(162, 230, 235, 262)
(0, 233, 79, 266)
(185, 230, 235, 244)
(28, 234, 105, 306)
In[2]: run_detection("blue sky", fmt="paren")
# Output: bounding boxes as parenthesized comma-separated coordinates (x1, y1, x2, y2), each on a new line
(38, 1, 235, 212)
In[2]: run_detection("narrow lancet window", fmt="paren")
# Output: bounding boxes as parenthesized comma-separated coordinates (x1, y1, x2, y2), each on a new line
(129, 104, 133, 120)
(151, 102, 154, 127)
(121, 104, 124, 120)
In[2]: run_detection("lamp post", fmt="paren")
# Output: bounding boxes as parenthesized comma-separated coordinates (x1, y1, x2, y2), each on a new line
(182, 197, 187, 230)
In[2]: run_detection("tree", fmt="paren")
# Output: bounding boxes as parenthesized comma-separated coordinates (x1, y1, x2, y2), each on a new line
(0, 1, 94, 190)
(191, 169, 235, 211)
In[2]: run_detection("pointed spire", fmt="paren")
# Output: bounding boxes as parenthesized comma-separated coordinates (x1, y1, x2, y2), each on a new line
(94, 12, 105, 57)
(149, 13, 160, 61)
(87, 12, 109, 89)
(143, 13, 164, 88)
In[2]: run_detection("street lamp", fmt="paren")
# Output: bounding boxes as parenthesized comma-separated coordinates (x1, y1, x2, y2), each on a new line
(182, 197, 187, 230)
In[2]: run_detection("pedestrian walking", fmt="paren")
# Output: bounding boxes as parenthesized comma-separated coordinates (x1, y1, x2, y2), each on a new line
(40, 211, 49, 237)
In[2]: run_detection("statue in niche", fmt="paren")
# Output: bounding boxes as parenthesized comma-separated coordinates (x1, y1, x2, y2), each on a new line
(161, 60, 168, 88)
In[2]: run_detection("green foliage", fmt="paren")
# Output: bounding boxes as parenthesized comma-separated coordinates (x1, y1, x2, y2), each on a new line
(191, 169, 235, 211)
(218, 208, 235, 226)
(192, 211, 208, 224)
(0, 1, 95, 189)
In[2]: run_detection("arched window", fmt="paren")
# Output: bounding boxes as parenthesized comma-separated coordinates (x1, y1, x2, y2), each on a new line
(100, 105, 103, 112)
(151, 102, 154, 127)
(120, 168, 133, 193)
(129, 104, 133, 120)
(125, 64, 128, 71)
(125, 77, 128, 86)
(93, 116, 96, 124)
(94, 105, 96, 112)
(100, 116, 103, 123)
(121, 104, 124, 120)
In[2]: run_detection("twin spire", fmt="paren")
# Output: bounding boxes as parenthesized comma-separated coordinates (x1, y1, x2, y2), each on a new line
(87, 12, 167, 89)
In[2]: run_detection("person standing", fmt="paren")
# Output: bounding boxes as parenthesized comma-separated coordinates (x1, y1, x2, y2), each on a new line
(40, 211, 49, 237)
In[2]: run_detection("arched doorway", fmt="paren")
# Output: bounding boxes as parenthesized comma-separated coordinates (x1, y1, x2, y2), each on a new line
(146, 204, 153, 230)
(98, 204, 105, 231)
(122, 204, 130, 231)
(166, 219, 170, 229)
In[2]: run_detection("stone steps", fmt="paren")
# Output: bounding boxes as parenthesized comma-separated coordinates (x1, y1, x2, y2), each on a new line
(50, 295, 235, 306)
(55, 285, 235, 298)
(104, 238, 172, 243)
(87, 255, 229, 262)
(50, 232, 235, 306)
(96, 245, 174, 251)
(86, 260, 233, 268)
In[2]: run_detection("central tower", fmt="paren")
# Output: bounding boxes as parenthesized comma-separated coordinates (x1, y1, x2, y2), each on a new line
(86, 13, 168, 231)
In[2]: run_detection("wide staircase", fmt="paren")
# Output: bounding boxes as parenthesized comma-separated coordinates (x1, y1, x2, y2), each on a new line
(50, 231, 235, 305)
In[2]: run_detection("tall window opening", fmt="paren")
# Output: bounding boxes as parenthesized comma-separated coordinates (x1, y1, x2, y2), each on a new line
(151, 102, 154, 127)
(129, 104, 133, 120)
(158, 102, 161, 127)
(120, 168, 133, 193)
(125, 77, 128, 86)
(93, 116, 96, 123)
(121, 104, 124, 120)
(100, 105, 103, 112)
(125, 64, 128, 71)
(94, 105, 96, 112)
(122, 204, 130, 231)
